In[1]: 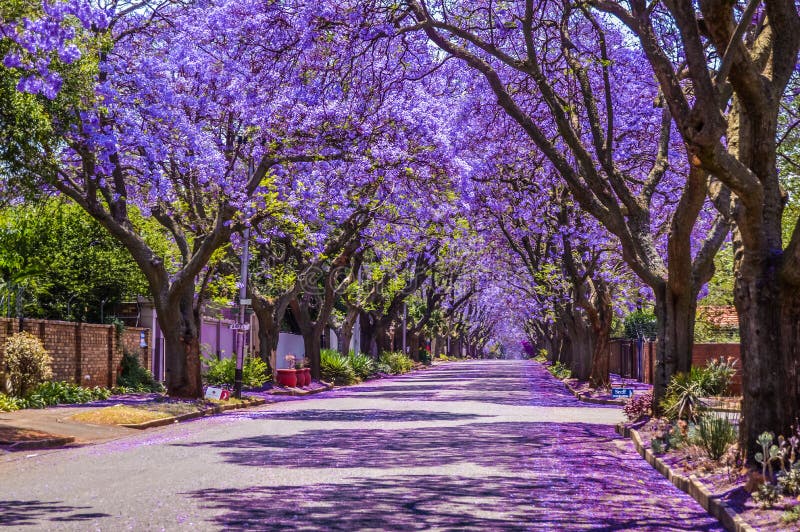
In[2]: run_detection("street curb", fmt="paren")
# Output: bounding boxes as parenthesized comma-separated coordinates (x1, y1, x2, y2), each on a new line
(563, 380, 626, 406)
(120, 398, 267, 429)
(616, 424, 756, 532)
(5, 435, 76, 451)
(269, 383, 334, 396)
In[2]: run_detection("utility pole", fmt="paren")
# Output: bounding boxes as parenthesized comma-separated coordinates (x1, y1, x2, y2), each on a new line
(233, 160, 253, 399)
(402, 302, 407, 354)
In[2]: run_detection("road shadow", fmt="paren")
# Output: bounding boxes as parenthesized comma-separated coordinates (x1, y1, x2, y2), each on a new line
(242, 409, 486, 423)
(0, 499, 109, 526)
(188, 471, 723, 531)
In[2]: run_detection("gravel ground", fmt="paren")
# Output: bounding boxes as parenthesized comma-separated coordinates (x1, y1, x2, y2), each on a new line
(0, 360, 722, 531)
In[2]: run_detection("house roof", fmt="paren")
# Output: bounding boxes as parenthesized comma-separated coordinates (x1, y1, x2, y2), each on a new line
(698, 306, 739, 328)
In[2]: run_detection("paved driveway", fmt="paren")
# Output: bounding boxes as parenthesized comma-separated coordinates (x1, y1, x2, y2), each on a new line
(0, 360, 722, 530)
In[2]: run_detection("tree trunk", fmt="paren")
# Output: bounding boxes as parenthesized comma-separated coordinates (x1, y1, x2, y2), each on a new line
(588, 287, 614, 388)
(157, 288, 202, 398)
(408, 332, 421, 362)
(303, 331, 322, 381)
(338, 306, 359, 354)
(652, 281, 697, 409)
(736, 255, 800, 455)
(565, 313, 593, 381)
(252, 305, 277, 375)
(374, 322, 392, 355)
(727, 98, 800, 455)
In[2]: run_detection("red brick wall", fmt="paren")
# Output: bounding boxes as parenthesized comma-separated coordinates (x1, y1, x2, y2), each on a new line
(692, 343, 741, 395)
(0, 318, 151, 388)
(607, 340, 741, 395)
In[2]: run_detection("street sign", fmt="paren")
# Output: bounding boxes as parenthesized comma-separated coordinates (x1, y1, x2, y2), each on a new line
(230, 323, 250, 331)
(240, 298, 252, 305)
(611, 387, 634, 399)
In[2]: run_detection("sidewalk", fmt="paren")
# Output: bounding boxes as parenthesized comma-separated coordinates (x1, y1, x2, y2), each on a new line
(0, 382, 337, 452)
(0, 405, 138, 450)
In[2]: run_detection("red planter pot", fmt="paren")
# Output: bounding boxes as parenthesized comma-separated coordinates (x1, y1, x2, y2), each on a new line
(276, 368, 297, 387)
(295, 368, 309, 387)
(303, 367, 311, 386)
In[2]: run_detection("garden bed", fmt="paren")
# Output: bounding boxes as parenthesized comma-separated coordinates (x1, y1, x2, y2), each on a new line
(627, 419, 799, 530)
(564, 374, 653, 403)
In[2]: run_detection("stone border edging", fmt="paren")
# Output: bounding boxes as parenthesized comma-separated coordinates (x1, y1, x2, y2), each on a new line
(616, 424, 756, 532)
(563, 380, 626, 406)
(120, 398, 267, 429)
(269, 382, 334, 396)
(6, 435, 76, 451)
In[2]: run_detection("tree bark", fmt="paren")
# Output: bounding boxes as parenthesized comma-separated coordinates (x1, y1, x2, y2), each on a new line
(155, 287, 202, 398)
(651, 281, 698, 406)
(408, 332, 421, 361)
(588, 283, 613, 388)
(251, 295, 288, 375)
(302, 331, 322, 381)
(338, 305, 360, 354)
(374, 322, 392, 355)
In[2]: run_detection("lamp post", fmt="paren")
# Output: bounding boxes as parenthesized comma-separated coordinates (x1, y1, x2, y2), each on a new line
(233, 160, 253, 399)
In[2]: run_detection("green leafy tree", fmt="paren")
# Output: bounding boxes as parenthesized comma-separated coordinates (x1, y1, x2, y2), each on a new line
(0, 200, 168, 322)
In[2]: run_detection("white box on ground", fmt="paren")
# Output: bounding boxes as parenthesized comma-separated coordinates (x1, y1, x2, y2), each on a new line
(205, 386, 229, 400)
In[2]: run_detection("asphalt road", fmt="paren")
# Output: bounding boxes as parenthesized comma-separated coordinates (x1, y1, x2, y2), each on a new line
(0, 360, 722, 531)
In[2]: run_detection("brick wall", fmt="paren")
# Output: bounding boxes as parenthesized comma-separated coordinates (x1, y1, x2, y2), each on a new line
(693, 343, 741, 395)
(0, 318, 150, 388)
(608, 339, 741, 395)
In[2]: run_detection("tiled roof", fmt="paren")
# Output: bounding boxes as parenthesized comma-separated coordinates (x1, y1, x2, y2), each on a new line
(698, 306, 739, 328)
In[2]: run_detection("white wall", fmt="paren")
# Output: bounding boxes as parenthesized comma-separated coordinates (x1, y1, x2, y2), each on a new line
(350, 318, 361, 354)
(275, 332, 305, 369)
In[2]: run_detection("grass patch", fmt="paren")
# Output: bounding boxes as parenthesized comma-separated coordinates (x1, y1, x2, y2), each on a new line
(70, 397, 255, 426)
(71, 405, 172, 425)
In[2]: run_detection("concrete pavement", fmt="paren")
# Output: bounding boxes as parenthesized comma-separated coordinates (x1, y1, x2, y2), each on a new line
(0, 360, 723, 530)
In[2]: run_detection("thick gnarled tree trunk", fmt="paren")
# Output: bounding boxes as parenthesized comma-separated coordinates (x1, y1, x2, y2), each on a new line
(652, 282, 698, 406)
(156, 287, 203, 398)
(588, 283, 614, 388)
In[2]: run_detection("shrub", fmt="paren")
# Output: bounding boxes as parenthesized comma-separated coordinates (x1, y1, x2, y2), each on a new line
(623, 310, 657, 340)
(703, 357, 737, 396)
(778, 465, 800, 496)
(202, 355, 270, 388)
(321, 349, 357, 385)
(623, 393, 653, 422)
(695, 412, 737, 460)
(22, 381, 111, 408)
(0, 392, 23, 412)
(780, 506, 800, 525)
(243, 356, 269, 387)
(546, 361, 572, 380)
(752, 483, 782, 509)
(418, 349, 432, 365)
(203, 356, 234, 386)
(662, 374, 706, 421)
(3, 332, 53, 397)
(378, 351, 414, 375)
(347, 352, 375, 381)
(651, 439, 665, 454)
(117, 352, 164, 392)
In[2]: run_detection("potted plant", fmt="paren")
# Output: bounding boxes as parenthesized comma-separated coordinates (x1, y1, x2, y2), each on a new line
(293, 359, 306, 387)
(302, 357, 311, 386)
(277, 355, 298, 387)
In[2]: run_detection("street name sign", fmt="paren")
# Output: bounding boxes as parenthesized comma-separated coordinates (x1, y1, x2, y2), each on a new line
(611, 387, 634, 399)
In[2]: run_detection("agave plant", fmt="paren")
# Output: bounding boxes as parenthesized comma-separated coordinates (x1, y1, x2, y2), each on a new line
(347, 352, 375, 381)
(663, 379, 706, 422)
